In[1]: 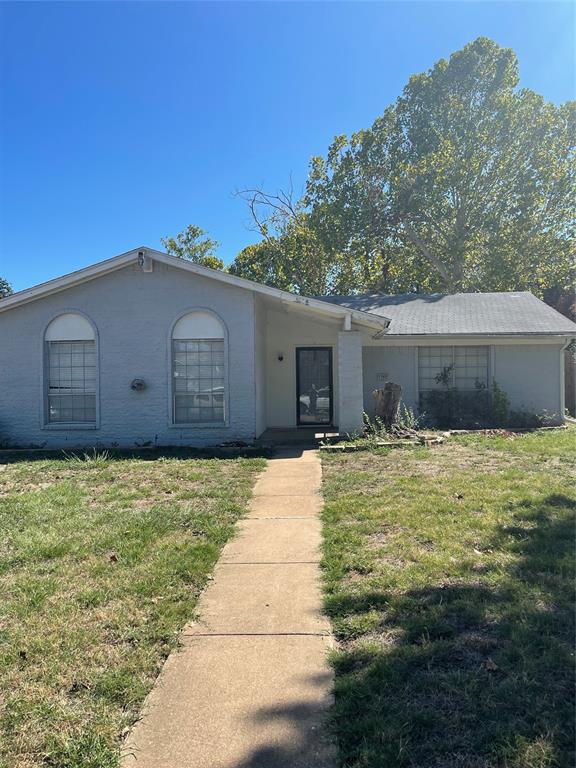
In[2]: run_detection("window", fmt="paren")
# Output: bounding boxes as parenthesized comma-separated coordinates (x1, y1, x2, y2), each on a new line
(172, 312, 225, 424)
(45, 314, 97, 424)
(419, 346, 489, 392)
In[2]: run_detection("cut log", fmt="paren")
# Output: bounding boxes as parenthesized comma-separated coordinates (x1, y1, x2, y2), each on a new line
(372, 383, 403, 429)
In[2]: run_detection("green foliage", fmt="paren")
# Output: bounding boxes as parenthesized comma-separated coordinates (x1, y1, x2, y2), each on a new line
(362, 411, 387, 437)
(0, 276, 13, 298)
(228, 223, 339, 295)
(492, 379, 511, 424)
(161, 224, 224, 270)
(307, 37, 575, 296)
(228, 241, 292, 290)
(362, 404, 421, 437)
(434, 364, 454, 388)
(420, 380, 555, 428)
(420, 387, 492, 427)
(396, 403, 421, 430)
(234, 38, 575, 297)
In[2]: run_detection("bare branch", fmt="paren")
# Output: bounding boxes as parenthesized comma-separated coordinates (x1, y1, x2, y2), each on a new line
(234, 185, 304, 242)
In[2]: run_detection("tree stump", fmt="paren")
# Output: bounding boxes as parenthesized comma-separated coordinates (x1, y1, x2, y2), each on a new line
(372, 383, 403, 429)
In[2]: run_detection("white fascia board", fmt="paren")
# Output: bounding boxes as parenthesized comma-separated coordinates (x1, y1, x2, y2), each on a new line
(369, 333, 575, 347)
(0, 249, 138, 313)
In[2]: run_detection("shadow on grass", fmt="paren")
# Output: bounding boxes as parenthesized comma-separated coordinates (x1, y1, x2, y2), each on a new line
(325, 494, 576, 768)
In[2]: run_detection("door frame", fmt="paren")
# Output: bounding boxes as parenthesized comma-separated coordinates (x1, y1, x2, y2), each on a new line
(295, 346, 334, 427)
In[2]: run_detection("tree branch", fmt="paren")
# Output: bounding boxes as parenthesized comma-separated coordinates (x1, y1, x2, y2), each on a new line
(400, 221, 455, 289)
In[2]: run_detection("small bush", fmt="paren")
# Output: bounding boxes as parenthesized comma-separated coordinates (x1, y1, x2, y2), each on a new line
(362, 412, 387, 437)
(63, 448, 112, 466)
(397, 403, 422, 430)
(507, 409, 556, 428)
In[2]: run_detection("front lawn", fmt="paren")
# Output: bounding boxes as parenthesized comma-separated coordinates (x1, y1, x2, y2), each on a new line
(0, 449, 265, 768)
(321, 429, 575, 768)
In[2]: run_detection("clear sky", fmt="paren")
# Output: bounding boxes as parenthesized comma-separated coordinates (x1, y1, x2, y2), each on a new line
(0, 1, 574, 292)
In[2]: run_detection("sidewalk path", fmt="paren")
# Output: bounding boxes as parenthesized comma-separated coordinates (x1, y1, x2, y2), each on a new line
(122, 447, 335, 768)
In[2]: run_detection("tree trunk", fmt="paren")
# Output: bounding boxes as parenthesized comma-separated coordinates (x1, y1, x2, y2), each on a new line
(372, 383, 403, 429)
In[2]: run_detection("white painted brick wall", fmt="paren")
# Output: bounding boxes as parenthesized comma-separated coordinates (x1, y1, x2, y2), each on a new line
(0, 263, 257, 448)
(337, 331, 364, 435)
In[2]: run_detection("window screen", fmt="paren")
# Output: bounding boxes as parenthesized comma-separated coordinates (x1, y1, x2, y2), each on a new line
(173, 339, 225, 423)
(47, 340, 97, 423)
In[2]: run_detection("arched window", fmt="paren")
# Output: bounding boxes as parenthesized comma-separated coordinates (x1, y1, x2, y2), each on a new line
(45, 313, 97, 424)
(172, 311, 225, 424)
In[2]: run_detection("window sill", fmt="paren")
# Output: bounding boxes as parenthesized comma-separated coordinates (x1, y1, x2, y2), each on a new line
(42, 424, 99, 431)
(169, 422, 228, 430)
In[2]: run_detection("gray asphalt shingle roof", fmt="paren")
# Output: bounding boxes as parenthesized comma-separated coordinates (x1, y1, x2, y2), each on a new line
(318, 291, 576, 336)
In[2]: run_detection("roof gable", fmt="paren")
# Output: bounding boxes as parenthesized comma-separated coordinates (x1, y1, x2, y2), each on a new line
(0, 247, 389, 332)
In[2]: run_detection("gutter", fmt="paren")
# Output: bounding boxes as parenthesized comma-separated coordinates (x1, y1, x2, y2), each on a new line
(373, 332, 576, 339)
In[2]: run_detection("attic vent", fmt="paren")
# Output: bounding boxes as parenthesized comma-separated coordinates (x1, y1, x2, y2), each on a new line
(138, 251, 154, 273)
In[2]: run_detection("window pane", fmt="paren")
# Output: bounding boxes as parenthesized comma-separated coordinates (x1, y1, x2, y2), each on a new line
(418, 347, 454, 391)
(172, 339, 225, 423)
(454, 346, 488, 390)
(47, 341, 96, 424)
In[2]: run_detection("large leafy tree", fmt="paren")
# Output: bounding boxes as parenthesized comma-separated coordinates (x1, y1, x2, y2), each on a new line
(161, 224, 224, 270)
(232, 37, 575, 297)
(0, 277, 13, 299)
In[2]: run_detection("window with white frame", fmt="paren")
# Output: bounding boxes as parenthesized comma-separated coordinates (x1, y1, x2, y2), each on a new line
(45, 313, 97, 424)
(418, 346, 489, 392)
(172, 312, 225, 424)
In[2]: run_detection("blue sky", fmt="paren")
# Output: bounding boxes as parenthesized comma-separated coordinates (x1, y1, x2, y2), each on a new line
(1, 1, 574, 292)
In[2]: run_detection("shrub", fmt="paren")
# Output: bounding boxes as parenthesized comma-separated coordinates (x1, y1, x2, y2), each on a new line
(491, 380, 510, 424)
(420, 381, 551, 429)
(420, 385, 493, 428)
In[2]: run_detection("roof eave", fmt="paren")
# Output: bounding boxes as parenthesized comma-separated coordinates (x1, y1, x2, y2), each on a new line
(0, 249, 138, 313)
(0, 247, 390, 331)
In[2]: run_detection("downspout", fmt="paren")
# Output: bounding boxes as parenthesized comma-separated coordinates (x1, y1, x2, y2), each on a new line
(560, 337, 574, 421)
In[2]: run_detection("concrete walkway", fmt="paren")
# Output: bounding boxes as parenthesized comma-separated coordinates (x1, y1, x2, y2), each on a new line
(122, 447, 335, 768)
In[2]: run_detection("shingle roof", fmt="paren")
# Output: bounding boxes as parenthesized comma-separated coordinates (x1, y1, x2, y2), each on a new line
(318, 291, 576, 336)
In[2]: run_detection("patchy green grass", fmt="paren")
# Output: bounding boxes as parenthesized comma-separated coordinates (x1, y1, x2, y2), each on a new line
(0, 449, 265, 768)
(321, 428, 575, 768)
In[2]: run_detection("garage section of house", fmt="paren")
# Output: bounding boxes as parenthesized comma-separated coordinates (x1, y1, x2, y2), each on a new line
(0, 248, 574, 448)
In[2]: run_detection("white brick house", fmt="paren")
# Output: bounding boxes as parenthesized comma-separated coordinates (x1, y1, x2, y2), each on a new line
(0, 247, 574, 447)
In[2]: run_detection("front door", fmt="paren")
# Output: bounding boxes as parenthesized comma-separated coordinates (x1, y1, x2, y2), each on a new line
(296, 347, 333, 426)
